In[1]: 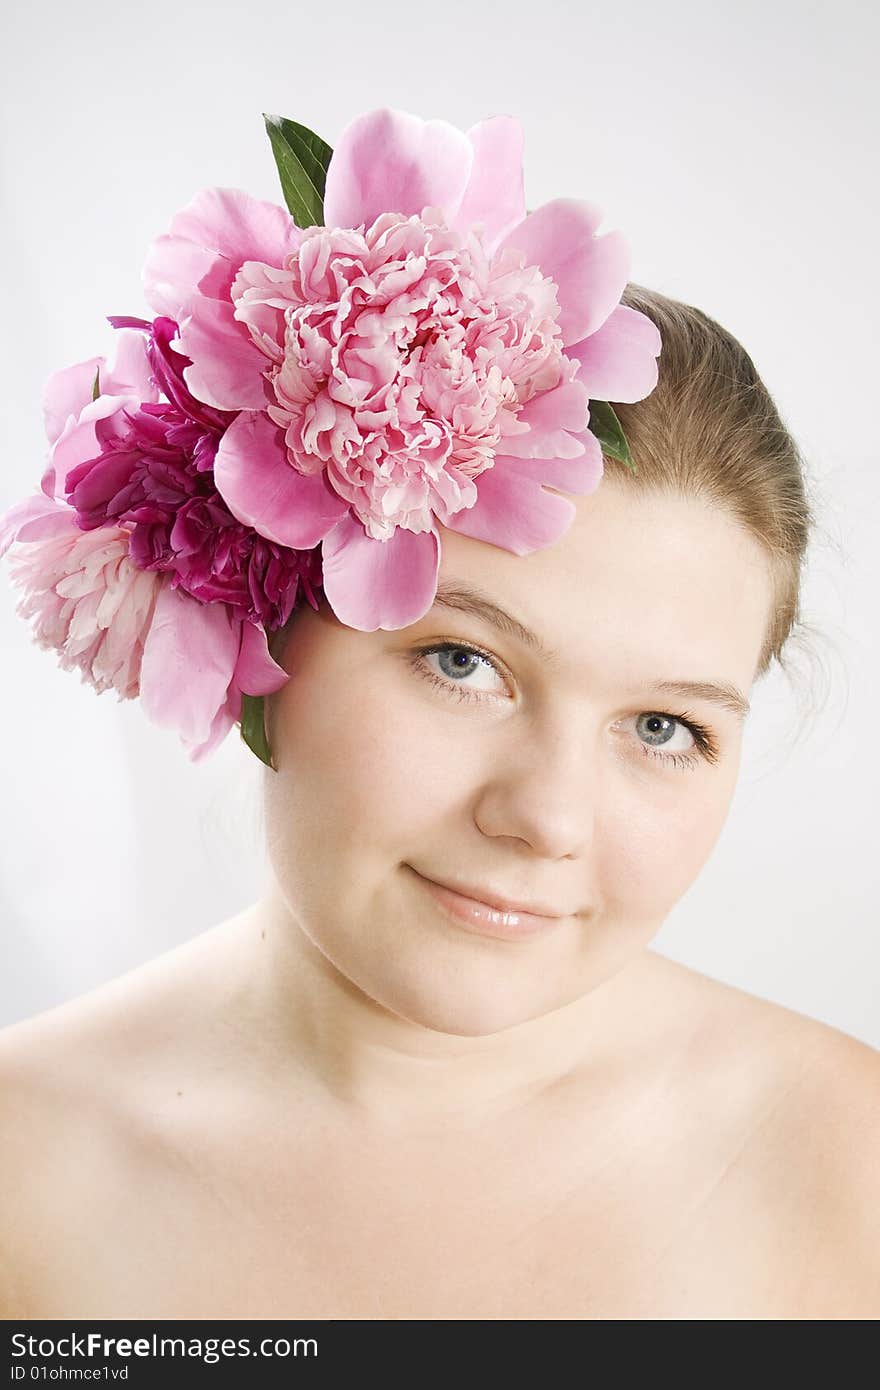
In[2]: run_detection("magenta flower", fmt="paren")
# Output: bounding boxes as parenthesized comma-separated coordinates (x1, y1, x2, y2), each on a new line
(0, 321, 299, 760)
(54, 315, 322, 632)
(142, 107, 661, 630)
(0, 497, 291, 762)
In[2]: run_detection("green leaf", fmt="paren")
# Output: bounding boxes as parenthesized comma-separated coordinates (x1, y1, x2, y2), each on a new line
(263, 113, 333, 228)
(92, 367, 101, 401)
(588, 399, 637, 473)
(239, 692, 276, 770)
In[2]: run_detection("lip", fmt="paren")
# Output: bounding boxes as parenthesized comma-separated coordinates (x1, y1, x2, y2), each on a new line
(409, 868, 571, 942)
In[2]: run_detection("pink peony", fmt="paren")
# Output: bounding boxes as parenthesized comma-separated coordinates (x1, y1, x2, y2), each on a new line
(142, 107, 661, 631)
(48, 315, 322, 631)
(1, 496, 290, 762)
(4, 505, 161, 700)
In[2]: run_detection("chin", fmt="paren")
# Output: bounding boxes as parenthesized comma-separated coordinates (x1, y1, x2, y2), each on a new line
(365, 970, 574, 1038)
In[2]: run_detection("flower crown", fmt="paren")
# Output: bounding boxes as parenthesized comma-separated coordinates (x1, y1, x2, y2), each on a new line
(0, 107, 661, 769)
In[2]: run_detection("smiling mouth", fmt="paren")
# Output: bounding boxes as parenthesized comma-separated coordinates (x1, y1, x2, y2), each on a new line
(407, 867, 570, 943)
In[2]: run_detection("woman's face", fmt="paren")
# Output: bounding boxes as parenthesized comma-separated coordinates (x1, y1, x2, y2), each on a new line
(264, 480, 773, 1036)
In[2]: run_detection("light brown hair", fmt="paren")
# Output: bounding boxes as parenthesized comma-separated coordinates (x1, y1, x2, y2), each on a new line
(610, 284, 818, 684)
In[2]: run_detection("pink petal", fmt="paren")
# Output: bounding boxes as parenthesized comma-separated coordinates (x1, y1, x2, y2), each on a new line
(39, 330, 156, 478)
(49, 395, 139, 496)
(169, 187, 301, 267)
(442, 462, 577, 556)
(177, 296, 270, 412)
(233, 619, 290, 696)
(213, 410, 348, 547)
(320, 514, 440, 630)
(42, 356, 104, 447)
(100, 328, 160, 401)
(139, 583, 240, 746)
(499, 379, 590, 459)
(452, 116, 526, 257)
(567, 304, 662, 403)
(40, 458, 57, 499)
(40, 333, 158, 492)
(143, 234, 226, 321)
(498, 427, 604, 495)
(323, 107, 473, 231)
(496, 199, 630, 346)
(143, 187, 302, 320)
(0, 494, 72, 560)
(183, 691, 241, 763)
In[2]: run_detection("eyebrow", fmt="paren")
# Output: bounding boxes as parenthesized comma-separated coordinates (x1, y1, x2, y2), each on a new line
(649, 679, 750, 722)
(431, 581, 751, 722)
(433, 581, 552, 658)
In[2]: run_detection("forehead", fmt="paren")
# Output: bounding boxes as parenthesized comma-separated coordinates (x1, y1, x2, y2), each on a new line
(433, 480, 773, 692)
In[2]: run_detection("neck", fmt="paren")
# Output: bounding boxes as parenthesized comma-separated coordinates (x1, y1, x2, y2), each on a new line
(214, 879, 663, 1133)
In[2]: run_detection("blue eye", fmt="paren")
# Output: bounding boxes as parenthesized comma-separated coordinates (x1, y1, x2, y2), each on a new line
(410, 641, 720, 771)
(412, 642, 509, 699)
(634, 712, 716, 771)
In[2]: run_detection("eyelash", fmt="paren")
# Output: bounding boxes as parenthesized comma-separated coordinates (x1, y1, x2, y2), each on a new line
(410, 641, 721, 771)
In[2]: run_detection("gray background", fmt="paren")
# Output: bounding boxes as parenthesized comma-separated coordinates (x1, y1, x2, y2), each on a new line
(1, 0, 877, 1043)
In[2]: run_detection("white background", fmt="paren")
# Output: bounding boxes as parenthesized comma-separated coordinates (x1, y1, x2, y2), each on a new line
(1, 0, 877, 1043)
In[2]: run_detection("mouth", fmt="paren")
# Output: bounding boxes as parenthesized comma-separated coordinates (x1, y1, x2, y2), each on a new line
(406, 867, 571, 943)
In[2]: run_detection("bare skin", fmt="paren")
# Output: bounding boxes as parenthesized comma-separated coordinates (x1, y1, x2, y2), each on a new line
(2, 481, 878, 1319)
(1, 902, 878, 1321)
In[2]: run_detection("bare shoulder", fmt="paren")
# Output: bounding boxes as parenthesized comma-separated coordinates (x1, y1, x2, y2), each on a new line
(0, 912, 249, 1316)
(0, 902, 255, 1074)
(649, 950, 880, 1317)
(0, 994, 121, 1317)
(762, 1010, 880, 1318)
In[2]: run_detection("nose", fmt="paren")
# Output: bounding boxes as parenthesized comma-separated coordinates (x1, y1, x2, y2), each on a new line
(471, 714, 596, 860)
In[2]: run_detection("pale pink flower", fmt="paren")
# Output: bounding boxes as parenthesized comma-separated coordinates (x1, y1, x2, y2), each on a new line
(142, 107, 661, 631)
(1, 498, 289, 761)
(5, 507, 160, 700)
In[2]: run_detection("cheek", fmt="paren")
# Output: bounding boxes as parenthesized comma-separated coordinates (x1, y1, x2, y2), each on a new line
(600, 760, 740, 921)
(264, 661, 476, 890)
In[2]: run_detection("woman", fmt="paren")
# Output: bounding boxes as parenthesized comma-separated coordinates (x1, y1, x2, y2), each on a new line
(1, 279, 878, 1321)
